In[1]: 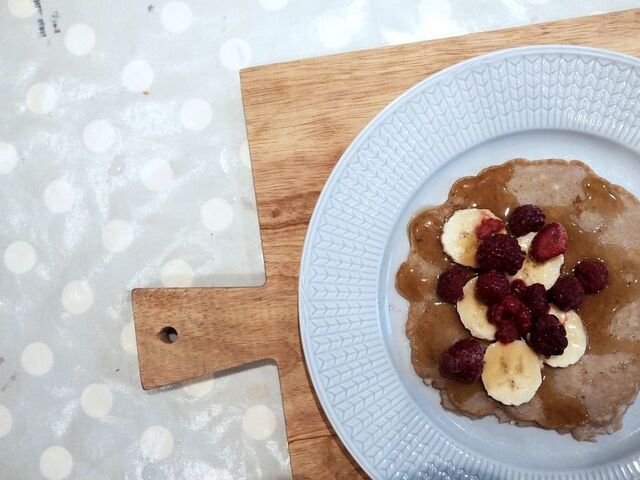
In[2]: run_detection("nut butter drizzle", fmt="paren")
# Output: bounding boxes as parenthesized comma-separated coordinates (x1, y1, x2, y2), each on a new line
(396, 159, 640, 438)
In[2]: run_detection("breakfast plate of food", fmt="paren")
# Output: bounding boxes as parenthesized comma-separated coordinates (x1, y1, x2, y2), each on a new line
(298, 46, 640, 479)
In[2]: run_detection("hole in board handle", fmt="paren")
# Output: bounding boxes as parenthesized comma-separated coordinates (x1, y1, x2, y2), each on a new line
(159, 326, 178, 344)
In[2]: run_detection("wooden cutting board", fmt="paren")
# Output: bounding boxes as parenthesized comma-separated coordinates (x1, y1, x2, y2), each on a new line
(131, 9, 640, 479)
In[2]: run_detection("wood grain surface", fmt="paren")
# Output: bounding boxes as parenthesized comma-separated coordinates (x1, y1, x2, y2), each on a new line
(132, 9, 640, 479)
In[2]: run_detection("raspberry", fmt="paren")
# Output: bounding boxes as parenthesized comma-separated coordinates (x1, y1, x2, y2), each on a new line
(489, 294, 532, 340)
(475, 270, 510, 305)
(574, 259, 609, 294)
(475, 217, 505, 241)
(439, 338, 484, 383)
(508, 204, 546, 237)
(550, 276, 585, 311)
(476, 234, 525, 275)
(437, 267, 473, 303)
(510, 279, 527, 298)
(531, 223, 568, 262)
(495, 320, 519, 344)
(522, 283, 549, 318)
(528, 313, 568, 357)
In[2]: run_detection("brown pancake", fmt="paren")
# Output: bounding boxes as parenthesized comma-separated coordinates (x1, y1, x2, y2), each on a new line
(396, 159, 640, 440)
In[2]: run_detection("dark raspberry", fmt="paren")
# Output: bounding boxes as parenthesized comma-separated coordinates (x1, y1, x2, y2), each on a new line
(508, 204, 546, 237)
(475, 217, 505, 241)
(475, 270, 510, 305)
(439, 338, 484, 383)
(550, 276, 585, 311)
(489, 294, 532, 339)
(574, 259, 609, 294)
(531, 223, 568, 262)
(510, 279, 527, 298)
(495, 320, 519, 344)
(522, 283, 549, 318)
(528, 313, 568, 357)
(476, 234, 526, 275)
(436, 267, 473, 303)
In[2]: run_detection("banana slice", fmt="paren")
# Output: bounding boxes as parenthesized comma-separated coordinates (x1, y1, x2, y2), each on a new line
(456, 277, 496, 341)
(509, 232, 563, 289)
(441, 208, 502, 268)
(482, 340, 543, 406)
(544, 306, 587, 368)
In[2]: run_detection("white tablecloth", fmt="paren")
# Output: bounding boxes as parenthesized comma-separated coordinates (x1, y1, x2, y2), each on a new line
(0, 1, 635, 478)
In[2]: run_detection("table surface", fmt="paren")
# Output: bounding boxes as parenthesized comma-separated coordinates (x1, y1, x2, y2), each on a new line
(1, 1, 636, 479)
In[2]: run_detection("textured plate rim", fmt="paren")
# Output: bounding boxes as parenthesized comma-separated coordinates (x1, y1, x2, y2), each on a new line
(298, 45, 640, 479)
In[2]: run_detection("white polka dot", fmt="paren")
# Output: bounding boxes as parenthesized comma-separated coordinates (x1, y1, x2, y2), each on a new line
(206, 469, 234, 480)
(43, 180, 75, 213)
(64, 23, 95, 56)
(121, 60, 154, 93)
(7, 0, 36, 17)
(26, 83, 57, 114)
(239, 141, 251, 168)
(242, 405, 276, 440)
(140, 425, 174, 460)
(180, 98, 212, 131)
(80, 383, 113, 418)
(160, 259, 194, 287)
(120, 322, 138, 355)
(0, 405, 12, 438)
(182, 378, 215, 398)
(83, 119, 115, 153)
(318, 16, 352, 49)
(201, 198, 233, 232)
(161, 1, 192, 33)
(21, 342, 53, 376)
(4, 241, 36, 274)
(141, 159, 173, 191)
(259, 0, 288, 10)
(219, 38, 252, 71)
(61, 280, 94, 314)
(101, 220, 133, 253)
(39, 446, 73, 480)
(0, 142, 18, 174)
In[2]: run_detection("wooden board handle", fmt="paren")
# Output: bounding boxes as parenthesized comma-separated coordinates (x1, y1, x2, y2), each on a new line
(131, 282, 294, 390)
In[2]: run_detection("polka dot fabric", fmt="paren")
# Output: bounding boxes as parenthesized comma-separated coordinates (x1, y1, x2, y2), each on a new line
(0, 0, 630, 478)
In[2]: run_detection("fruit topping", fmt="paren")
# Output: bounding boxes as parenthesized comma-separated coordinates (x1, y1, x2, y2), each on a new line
(475, 270, 510, 305)
(574, 259, 609, 294)
(531, 222, 568, 262)
(550, 276, 585, 311)
(475, 217, 505, 240)
(439, 338, 485, 383)
(528, 313, 568, 357)
(477, 234, 526, 275)
(508, 204, 546, 237)
(436, 266, 474, 303)
(489, 294, 533, 341)
(522, 283, 549, 319)
(441, 208, 502, 268)
(510, 279, 527, 298)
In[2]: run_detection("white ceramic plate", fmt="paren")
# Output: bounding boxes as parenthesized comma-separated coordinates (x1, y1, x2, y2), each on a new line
(298, 46, 640, 479)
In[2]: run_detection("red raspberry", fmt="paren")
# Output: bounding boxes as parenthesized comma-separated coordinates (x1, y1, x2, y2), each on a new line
(550, 276, 585, 311)
(475, 217, 505, 241)
(475, 270, 510, 305)
(495, 320, 519, 344)
(531, 223, 568, 262)
(508, 204, 546, 237)
(439, 338, 485, 383)
(574, 259, 609, 294)
(476, 234, 525, 275)
(522, 283, 549, 318)
(528, 313, 568, 357)
(510, 279, 527, 298)
(489, 294, 532, 340)
(436, 267, 473, 303)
